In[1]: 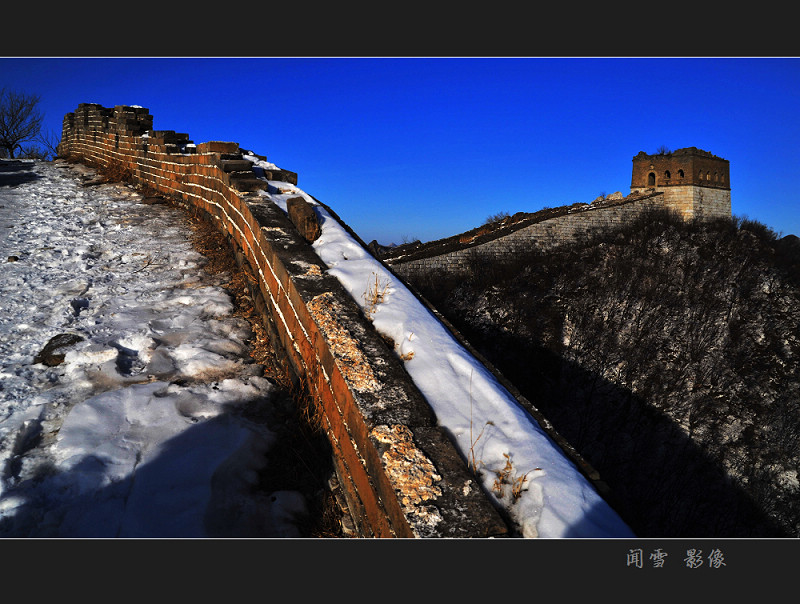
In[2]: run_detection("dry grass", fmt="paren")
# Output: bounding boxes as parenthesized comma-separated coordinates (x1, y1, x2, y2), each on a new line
(362, 272, 390, 319)
(398, 349, 415, 362)
(468, 419, 491, 474)
(491, 453, 514, 498)
(466, 372, 538, 503)
(184, 211, 347, 537)
(490, 452, 539, 503)
(88, 160, 134, 185)
(185, 212, 287, 384)
(467, 370, 492, 474)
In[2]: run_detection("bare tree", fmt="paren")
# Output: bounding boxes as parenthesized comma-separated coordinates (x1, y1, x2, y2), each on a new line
(0, 89, 44, 158)
(35, 128, 61, 160)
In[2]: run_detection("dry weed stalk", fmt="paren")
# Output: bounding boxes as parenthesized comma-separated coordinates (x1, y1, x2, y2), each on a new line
(492, 453, 514, 497)
(512, 472, 533, 500)
(468, 419, 490, 474)
(399, 349, 415, 361)
(491, 452, 539, 502)
(464, 372, 539, 502)
(363, 272, 390, 319)
(467, 369, 492, 473)
(397, 332, 415, 362)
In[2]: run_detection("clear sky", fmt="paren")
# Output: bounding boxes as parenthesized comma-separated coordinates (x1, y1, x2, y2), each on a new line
(2, 56, 799, 244)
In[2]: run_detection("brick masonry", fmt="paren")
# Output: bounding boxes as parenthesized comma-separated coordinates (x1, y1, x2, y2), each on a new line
(630, 147, 731, 220)
(58, 103, 509, 538)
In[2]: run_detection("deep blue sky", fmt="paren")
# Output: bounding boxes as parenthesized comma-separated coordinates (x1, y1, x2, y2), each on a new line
(3, 57, 799, 244)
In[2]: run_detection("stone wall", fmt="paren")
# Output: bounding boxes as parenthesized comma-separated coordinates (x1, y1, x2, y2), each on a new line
(389, 193, 673, 277)
(59, 103, 509, 538)
(388, 171, 732, 278)
(655, 186, 731, 221)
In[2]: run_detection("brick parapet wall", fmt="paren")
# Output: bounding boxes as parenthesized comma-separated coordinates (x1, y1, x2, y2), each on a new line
(59, 104, 509, 538)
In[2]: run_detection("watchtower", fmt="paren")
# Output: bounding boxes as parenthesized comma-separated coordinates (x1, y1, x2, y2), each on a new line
(631, 147, 731, 220)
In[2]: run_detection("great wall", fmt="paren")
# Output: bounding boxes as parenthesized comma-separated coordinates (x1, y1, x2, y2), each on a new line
(56, 103, 731, 538)
(381, 147, 731, 276)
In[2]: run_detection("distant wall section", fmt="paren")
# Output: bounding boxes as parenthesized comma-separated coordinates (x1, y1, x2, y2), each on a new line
(388, 147, 733, 277)
(387, 192, 671, 277)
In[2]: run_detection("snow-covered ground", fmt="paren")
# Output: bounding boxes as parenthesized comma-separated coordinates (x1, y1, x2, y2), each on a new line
(1, 155, 634, 539)
(247, 154, 635, 538)
(0, 159, 306, 537)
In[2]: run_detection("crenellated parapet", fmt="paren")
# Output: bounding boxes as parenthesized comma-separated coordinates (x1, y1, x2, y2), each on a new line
(59, 104, 299, 195)
(60, 103, 153, 142)
(631, 147, 731, 220)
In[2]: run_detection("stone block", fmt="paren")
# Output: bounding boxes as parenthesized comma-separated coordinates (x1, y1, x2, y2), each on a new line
(286, 196, 322, 243)
(196, 141, 240, 154)
(220, 159, 254, 173)
(229, 176, 270, 193)
(261, 169, 298, 185)
(276, 169, 298, 185)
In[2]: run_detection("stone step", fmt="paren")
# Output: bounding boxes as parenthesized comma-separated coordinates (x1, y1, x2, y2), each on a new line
(150, 130, 191, 144)
(228, 175, 270, 193)
(261, 168, 298, 185)
(220, 159, 253, 173)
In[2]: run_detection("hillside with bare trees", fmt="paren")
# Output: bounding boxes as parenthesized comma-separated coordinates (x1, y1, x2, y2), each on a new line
(407, 209, 800, 537)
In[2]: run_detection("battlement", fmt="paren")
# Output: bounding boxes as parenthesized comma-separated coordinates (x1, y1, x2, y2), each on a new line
(631, 147, 730, 191)
(630, 147, 731, 220)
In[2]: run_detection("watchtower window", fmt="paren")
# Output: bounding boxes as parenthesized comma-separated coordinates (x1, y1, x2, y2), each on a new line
(648, 172, 656, 186)
(678, 169, 684, 178)
(665, 170, 671, 179)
